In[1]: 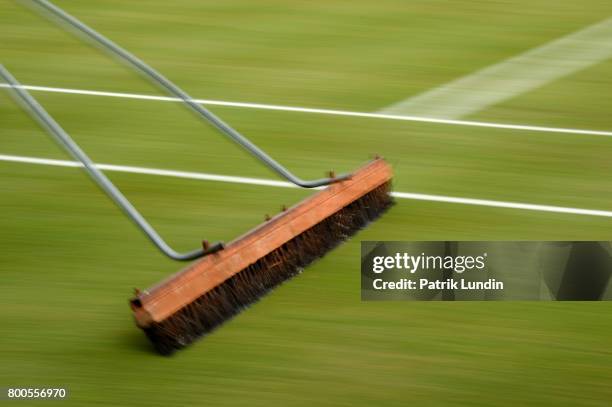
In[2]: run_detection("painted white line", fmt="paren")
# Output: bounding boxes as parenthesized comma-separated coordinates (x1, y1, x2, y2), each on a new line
(392, 192, 612, 218)
(380, 18, 612, 119)
(2, 153, 612, 218)
(1, 83, 612, 137)
(0, 154, 298, 189)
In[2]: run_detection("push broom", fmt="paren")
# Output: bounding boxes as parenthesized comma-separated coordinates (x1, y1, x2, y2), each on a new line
(6, 0, 394, 354)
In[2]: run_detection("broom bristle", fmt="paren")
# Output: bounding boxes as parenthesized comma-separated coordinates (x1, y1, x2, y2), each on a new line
(143, 182, 393, 355)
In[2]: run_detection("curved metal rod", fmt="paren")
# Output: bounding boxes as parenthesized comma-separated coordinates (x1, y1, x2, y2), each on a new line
(28, 0, 350, 188)
(0, 65, 222, 261)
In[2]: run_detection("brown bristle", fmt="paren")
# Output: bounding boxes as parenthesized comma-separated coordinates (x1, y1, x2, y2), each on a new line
(143, 183, 393, 355)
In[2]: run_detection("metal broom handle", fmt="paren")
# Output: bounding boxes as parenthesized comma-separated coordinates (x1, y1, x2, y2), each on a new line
(0, 65, 223, 261)
(28, 0, 350, 188)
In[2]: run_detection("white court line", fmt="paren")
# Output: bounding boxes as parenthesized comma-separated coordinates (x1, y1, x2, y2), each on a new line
(0, 154, 297, 189)
(380, 18, 612, 119)
(2, 153, 612, 218)
(1, 83, 612, 137)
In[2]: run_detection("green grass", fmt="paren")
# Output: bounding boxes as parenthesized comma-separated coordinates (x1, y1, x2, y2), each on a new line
(1, 0, 612, 405)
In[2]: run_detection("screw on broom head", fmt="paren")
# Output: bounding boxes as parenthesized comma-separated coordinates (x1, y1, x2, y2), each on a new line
(130, 159, 393, 355)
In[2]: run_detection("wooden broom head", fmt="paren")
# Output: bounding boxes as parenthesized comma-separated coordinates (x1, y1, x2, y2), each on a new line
(130, 158, 393, 354)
